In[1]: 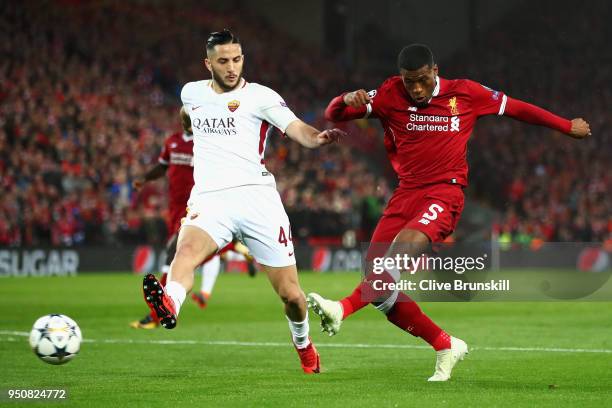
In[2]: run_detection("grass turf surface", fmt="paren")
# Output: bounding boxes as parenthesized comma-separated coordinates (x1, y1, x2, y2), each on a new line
(1, 272, 611, 407)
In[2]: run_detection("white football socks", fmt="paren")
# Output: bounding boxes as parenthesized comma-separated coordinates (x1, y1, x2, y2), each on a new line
(200, 256, 221, 295)
(165, 281, 186, 315)
(287, 312, 310, 349)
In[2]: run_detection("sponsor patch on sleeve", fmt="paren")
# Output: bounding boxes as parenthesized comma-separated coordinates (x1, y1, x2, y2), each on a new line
(481, 84, 500, 100)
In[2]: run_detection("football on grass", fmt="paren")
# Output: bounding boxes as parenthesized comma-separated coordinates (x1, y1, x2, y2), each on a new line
(29, 314, 82, 365)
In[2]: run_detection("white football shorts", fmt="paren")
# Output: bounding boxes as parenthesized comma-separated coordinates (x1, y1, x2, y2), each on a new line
(182, 184, 296, 267)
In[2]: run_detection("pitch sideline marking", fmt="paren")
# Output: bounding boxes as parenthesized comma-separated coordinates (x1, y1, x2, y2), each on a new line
(2, 330, 611, 354)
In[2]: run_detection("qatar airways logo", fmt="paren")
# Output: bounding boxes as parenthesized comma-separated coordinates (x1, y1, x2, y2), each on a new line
(192, 117, 237, 136)
(406, 113, 460, 132)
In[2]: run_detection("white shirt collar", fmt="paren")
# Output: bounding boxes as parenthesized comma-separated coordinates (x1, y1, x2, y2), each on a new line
(182, 132, 193, 142)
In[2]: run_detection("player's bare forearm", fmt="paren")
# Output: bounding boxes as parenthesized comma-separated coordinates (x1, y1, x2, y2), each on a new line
(144, 163, 168, 181)
(285, 120, 346, 148)
(133, 163, 167, 190)
(503, 97, 591, 138)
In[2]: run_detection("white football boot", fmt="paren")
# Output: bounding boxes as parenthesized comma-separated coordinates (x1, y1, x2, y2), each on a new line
(306, 293, 343, 336)
(427, 336, 469, 381)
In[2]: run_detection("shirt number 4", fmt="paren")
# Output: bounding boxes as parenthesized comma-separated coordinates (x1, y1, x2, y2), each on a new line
(278, 225, 293, 247)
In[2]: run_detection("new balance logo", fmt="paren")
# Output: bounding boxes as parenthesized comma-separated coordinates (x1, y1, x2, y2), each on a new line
(418, 204, 444, 225)
(408, 106, 417, 112)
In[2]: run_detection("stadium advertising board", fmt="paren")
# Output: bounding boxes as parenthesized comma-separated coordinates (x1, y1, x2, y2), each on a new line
(0, 249, 79, 277)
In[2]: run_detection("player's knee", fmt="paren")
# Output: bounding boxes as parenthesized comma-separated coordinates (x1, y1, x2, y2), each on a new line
(392, 228, 430, 255)
(280, 288, 305, 308)
(394, 228, 429, 245)
(174, 242, 202, 266)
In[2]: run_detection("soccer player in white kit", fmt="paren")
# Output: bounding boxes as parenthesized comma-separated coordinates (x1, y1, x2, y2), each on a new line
(142, 30, 345, 373)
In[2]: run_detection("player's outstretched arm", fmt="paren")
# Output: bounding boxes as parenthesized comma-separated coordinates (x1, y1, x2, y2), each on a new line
(504, 97, 591, 138)
(325, 90, 372, 122)
(285, 120, 346, 149)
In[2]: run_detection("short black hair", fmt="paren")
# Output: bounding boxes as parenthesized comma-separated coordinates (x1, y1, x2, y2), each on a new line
(206, 29, 240, 52)
(397, 44, 434, 71)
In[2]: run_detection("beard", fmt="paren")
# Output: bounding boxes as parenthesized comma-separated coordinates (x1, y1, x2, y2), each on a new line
(211, 69, 243, 92)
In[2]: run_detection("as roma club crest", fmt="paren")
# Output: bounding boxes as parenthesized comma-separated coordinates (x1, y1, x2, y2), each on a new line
(448, 96, 459, 116)
(228, 100, 240, 112)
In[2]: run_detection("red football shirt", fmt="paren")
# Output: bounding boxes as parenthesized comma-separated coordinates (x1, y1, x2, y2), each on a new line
(158, 132, 194, 214)
(367, 76, 507, 188)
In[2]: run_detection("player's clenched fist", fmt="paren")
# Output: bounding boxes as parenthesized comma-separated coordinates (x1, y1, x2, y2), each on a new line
(568, 118, 591, 139)
(343, 89, 371, 107)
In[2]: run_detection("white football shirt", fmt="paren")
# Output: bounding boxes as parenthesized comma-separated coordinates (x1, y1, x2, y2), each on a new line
(181, 78, 298, 193)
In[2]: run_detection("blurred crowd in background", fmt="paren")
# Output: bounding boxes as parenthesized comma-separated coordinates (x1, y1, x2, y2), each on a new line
(449, 0, 610, 243)
(0, 1, 609, 247)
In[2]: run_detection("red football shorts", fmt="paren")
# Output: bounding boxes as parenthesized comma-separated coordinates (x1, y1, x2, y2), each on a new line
(369, 183, 465, 248)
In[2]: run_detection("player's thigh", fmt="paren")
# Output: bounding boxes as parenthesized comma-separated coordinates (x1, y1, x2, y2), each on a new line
(261, 264, 304, 304)
(174, 225, 218, 267)
(179, 192, 236, 263)
(366, 214, 408, 260)
(404, 184, 465, 243)
(238, 186, 296, 268)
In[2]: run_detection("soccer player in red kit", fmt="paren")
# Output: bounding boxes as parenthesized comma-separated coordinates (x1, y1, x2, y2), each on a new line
(308, 44, 591, 381)
(130, 107, 196, 328)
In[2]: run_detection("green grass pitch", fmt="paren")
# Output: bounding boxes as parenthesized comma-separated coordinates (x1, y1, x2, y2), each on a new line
(1, 272, 611, 407)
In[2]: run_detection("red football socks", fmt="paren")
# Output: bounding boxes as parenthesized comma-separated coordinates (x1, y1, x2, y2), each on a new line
(339, 280, 371, 319)
(386, 293, 451, 350)
(339, 270, 398, 319)
(339, 275, 451, 351)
